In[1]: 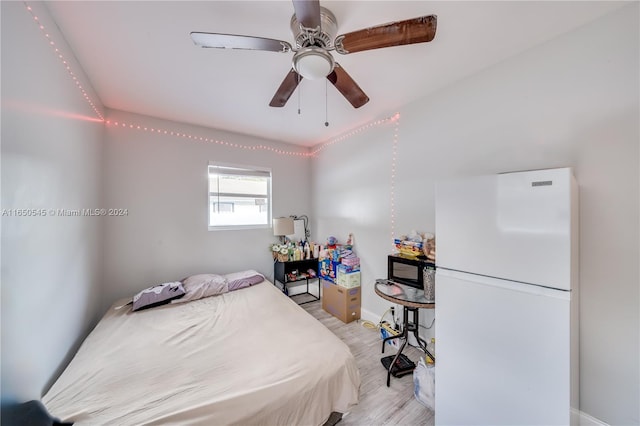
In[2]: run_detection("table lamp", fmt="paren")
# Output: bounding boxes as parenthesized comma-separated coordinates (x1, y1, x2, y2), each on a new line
(273, 217, 294, 243)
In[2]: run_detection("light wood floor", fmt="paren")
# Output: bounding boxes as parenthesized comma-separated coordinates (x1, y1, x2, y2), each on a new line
(300, 299, 434, 426)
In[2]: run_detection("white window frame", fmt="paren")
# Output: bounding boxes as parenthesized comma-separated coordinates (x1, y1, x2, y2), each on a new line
(207, 161, 272, 231)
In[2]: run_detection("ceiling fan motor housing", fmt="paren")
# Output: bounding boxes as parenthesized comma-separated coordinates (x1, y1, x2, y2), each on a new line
(290, 7, 338, 49)
(290, 7, 338, 80)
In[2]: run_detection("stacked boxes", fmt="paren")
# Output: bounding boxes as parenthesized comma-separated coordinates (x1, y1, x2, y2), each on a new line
(320, 243, 362, 322)
(337, 252, 361, 289)
(322, 280, 361, 323)
(318, 244, 342, 283)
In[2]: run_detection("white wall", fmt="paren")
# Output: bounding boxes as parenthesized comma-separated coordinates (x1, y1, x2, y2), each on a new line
(312, 4, 639, 425)
(1, 2, 105, 402)
(102, 109, 312, 309)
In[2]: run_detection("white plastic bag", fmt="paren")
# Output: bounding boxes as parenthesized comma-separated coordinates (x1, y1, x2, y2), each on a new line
(413, 357, 435, 410)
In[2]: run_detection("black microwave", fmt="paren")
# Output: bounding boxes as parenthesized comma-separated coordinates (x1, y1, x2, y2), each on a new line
(387, 254, 435, 290)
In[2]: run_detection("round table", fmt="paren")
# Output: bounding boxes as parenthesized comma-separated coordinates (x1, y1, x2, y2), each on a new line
(374, 279, 435, 386)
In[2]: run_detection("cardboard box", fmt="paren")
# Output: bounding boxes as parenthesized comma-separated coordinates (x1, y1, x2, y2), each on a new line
(319, 259, 339, 283)
(341, 256, 360, 267)
(337, 270, 361, 288)
(322, 280, 361, 323)
(337, 263, 360, 274)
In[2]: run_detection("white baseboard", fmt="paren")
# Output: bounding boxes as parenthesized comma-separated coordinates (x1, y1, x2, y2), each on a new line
(360, 307, 380, 324)
(577, 409, 608, 426)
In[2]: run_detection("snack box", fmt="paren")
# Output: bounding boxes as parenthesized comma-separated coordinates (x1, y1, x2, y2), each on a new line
(337, 270, 361, 288)
(337, 263, 360, 274)
(341, 256, 360, 267)
(319, 259, 339, 283)
(394, 239, 423, 257)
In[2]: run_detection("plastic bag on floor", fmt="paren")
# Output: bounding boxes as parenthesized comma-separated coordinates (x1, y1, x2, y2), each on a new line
(413, 356, 435, 410)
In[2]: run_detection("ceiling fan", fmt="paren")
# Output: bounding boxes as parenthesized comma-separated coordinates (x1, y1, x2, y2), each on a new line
(191, 0, 437, 109)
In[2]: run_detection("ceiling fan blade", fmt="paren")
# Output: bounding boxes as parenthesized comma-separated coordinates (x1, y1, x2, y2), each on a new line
(335, 15, 437, 54)
(191, 32, 292, 53)
(292, 0, 321, 29)
(327, 64, 369, 109)
(269, 69, 302, 107)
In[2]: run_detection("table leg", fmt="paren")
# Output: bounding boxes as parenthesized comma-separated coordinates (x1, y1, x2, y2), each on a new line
(381, 331, 404, 354)
(409, 307, 435, 362)
(387, 336, 408, 387)
(382, 306, 436, 385)
(384, 307, 411, 387)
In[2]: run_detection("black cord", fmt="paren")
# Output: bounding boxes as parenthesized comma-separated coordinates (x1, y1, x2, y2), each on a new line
(419, 317, 436, 330)
(289, 215, 310, 239)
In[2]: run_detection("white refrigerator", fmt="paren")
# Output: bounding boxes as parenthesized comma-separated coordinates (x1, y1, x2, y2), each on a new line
(434, 168, 579, 425)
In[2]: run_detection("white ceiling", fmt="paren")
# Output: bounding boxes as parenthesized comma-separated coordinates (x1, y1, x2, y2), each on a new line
(45, 1, 626, 147)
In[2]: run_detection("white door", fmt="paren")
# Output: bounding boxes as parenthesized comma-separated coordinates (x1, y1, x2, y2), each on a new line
(435, 269, 571, 425)
(435, 168, 574, 290)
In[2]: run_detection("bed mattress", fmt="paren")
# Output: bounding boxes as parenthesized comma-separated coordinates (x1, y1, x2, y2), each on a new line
(42, 281, 360, 425)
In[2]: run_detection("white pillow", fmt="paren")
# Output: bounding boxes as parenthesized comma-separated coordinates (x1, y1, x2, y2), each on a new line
(172, 274, 228, 303)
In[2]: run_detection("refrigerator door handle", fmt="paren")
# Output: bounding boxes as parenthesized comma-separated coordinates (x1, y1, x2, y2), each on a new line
(437, 268, 571, 300)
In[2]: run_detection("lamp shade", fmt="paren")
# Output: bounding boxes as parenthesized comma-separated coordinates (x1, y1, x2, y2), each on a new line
(273, 217, 294, 236)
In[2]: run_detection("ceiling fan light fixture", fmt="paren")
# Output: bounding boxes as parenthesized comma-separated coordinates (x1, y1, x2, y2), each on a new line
(292, 47, 335, 80)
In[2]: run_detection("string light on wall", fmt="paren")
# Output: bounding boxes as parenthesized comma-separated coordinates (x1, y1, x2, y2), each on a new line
(104, 112, 400, 158)
(104, 120, 314, 157)
(24, 2, 104, 122)
(310, 113, 399, 156)
(389, 114, 400, 250)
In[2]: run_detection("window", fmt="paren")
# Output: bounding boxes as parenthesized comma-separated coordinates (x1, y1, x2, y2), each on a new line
(208, 162, 271, 230)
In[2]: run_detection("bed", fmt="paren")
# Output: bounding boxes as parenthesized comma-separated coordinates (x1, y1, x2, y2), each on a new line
(42, 278, 361, 425)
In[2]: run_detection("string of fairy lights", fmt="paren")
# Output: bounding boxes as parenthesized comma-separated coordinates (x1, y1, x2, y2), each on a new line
(24, 3, 104, 121)
(103, 119, 314, 157)
(23, 1, 401, 236)
(390, 115, 400, 250)
(103, 114, 399, 159)
(309, 113, 399, 156)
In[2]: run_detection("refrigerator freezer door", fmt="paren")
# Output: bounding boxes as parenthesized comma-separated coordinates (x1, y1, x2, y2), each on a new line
(435, 270, 572, 425)
(436, 168, 575, 291)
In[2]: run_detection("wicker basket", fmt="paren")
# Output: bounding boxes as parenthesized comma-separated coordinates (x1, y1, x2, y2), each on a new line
(277, 252, 289, 262)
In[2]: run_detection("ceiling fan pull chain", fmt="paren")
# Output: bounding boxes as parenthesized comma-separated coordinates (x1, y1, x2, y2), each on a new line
(325, 79, 329, 127)
(298, 73, 301, 115)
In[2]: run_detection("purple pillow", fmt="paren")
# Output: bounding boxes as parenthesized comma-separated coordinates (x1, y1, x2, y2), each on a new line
(132, 282, 185, 311)
(224, 270, 265, 291)
(173, 274, 228, 304)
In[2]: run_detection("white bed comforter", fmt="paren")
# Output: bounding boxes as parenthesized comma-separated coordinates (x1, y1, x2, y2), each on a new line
(42, 282, 360, 425)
